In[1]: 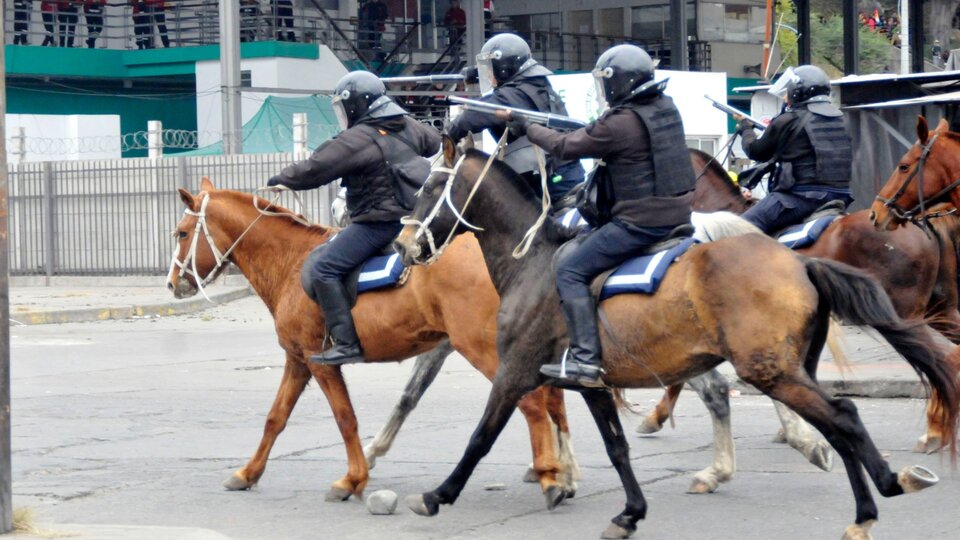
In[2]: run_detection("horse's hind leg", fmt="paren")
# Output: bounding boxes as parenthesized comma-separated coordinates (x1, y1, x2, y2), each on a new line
(772, 401, 834, 471)
(581, 388, 647, 540)
(224, 353, 311, 491)
(523, 386, 581, 498)
(686, 369, 736, 494)
(309, 363, 369, 501)
(515, 387, 565, 508)
(637, 383, 683, 434)
(364, 340, 451, 468)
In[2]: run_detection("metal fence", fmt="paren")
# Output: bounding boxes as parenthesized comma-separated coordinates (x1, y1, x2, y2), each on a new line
(7, 153, 338, 276)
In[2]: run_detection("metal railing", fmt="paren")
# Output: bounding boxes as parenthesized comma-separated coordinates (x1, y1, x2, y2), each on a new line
(7, 154, 338, 276)
(524, 30, 712, 73)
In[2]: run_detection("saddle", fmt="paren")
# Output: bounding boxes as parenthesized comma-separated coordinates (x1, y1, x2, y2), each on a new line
(774, 200, 846, 250)
(302, 243, 409, 308)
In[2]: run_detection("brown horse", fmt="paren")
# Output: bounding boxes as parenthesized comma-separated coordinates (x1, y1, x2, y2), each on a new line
(395, 138, 960, 539)
(166, 177, 577, 507)
(640, 149, 960, 453)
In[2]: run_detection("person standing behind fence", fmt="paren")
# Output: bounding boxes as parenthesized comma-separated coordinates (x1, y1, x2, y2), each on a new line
(240, 0, 260, 42)
(57, 0, 79, 47)
(130, 1, 151, 49)
(40, 1, 57, 46)
(82, 0, 105, 48)
(13, 0, 33, 45)
(272, 0, 295, 42)
(144, 0, 170, 48)
(442, 0, 466, 48)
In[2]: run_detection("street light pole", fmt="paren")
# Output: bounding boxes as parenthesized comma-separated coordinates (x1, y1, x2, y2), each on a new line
(219, 0, 243, 154)
(0, 15, 14, 535)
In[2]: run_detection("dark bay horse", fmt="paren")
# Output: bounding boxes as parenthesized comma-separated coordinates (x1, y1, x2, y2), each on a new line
(394, 138, 960, 539)
(166, 177, 578, 507)
(639, 149, 960, 453)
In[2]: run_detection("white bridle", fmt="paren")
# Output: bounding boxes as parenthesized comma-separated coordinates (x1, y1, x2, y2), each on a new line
(169, 187, 308, 302)
(400, 131, 551, 264)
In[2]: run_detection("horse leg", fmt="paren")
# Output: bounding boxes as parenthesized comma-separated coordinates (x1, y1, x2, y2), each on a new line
(546, 386, 581, 497)
(224, 353, 311, 490)
(685, 370, 736, 494)
(364, 341, 451, 468)
(916, 391, 947, 454)
(637, 383, 683, 435)
(515, 387, 566, 509)
(581, 388, 647, 540)
(309, 363, 368, 501)
(406, 372, 542, 517)
(772, 401, 835, 471)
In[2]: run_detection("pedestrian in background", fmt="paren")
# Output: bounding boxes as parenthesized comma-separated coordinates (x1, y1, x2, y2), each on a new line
(13, 0, 33, 45)
(144, 0, 170, 48)
(83, 0, 105, 49)
(273, 0, 295, 42)
(442, 0, 466, 47)
(57, 0, 80, 47)
(41, 1, 57, 46)
(130, 1, 152, 49)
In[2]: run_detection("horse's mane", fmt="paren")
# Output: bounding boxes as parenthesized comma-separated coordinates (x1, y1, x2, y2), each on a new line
(942, 131, 960, 144)
(690, 148, 742, 198)
(462, 149, 576, 243)
(218, 189, 337, 241)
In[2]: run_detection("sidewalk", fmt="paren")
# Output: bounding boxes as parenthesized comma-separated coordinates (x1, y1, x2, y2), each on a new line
(9, 275, 251, 326)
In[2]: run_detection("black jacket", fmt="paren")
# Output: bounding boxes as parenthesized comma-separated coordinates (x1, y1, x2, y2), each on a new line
(272, 116, 440, 223)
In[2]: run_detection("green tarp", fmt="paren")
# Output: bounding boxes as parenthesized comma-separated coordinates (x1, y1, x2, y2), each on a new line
(181, 94, 340, 155)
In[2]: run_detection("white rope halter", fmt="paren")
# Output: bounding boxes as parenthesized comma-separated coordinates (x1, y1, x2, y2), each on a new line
(170, 186, 308, 302)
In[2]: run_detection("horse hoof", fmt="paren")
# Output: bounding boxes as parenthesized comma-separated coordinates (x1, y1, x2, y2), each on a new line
(363, 446, 378, 470)
(324, 486, 353, 502)
(841, 519, 875, 540)
(222, 473, 254, 491)
(600, 522, 634, 539)
(771, 428, 787, 444)
(406, 494, 439, 517)
(522, 464, 539, 484)
(563, 488, 576, 499)
(809, 440, 835, 472)
(545, 485, 566, 510)
(687, 476, 718, 494)
(912, 434, 943, 454)
(636, 415, 663, 435)
(898, 465, 939, 493)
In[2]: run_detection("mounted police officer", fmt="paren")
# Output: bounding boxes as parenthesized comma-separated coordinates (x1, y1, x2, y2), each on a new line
(505, 44, 696, 386)
(267, 71, 440, 365)
(735, 65, 853, 233)
(446, 33, 585, 203)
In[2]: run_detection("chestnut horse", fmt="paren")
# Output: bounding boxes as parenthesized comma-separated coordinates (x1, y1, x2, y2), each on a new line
(640, 149, 960, 454)
(395, 138, 960, 539)
(166, 177, 578, 507)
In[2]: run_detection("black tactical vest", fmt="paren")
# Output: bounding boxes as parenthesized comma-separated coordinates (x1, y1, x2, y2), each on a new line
(343, 120, 426, 219)
(792, 111, 852, 189)
(606, 95, 697, 201)
(499, 78, 566, 175)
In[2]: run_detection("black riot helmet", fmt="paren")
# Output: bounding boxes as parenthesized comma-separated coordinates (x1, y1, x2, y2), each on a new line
(787, 65, 831, 105)
(592, 44, 665, 110)
(332, 71, 407, 129)
(476, 33, 539, 93)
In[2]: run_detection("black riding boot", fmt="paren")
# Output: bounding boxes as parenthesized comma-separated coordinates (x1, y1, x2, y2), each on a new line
(539, 296, 604, 387)
(309, 281, 365, 366)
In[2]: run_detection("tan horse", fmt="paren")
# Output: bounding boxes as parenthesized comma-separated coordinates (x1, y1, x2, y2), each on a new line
(166, 177, 577, 507)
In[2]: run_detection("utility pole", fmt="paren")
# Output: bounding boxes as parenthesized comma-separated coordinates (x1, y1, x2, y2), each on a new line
(0, 13, 14, 535)
(842, 0, 858, 74)
(465, 0, 484, 72)
(670, 0, 688, 70)
(219, 0, 243, 154)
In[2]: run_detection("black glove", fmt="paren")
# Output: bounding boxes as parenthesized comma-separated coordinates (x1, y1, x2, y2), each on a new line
(735, 118, 755, 134)
(505, 114, 532, 137)
(266, 175, 285, 188)
(460, 65, 479, 85)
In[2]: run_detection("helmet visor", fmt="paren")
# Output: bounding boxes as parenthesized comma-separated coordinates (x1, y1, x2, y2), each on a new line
(476, 52, 498, 95)
(768, 67, 799, 100)
(332, 93, 350, 130)
(591, 67, 612, 113)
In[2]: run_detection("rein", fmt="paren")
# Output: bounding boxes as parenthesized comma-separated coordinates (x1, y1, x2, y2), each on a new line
(171, 186, 306, 302)
(874, 133, 960, 226)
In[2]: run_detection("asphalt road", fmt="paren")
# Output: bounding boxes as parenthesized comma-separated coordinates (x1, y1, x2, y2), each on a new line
(11, 297, 960, 539)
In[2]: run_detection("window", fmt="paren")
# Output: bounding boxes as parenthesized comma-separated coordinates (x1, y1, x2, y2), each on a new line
(631, 3, 696, 41)
(686, 137, 718, 155)
(701, 3, 766, 43)
(240, 70, 252, 88)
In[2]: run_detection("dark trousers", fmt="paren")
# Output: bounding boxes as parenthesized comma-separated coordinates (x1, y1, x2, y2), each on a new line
(84, 7, 104, 48)
(240, 5, 259, 42)
(741, 190, 851, 234)
(13, 2, 30, 45)
(305, 221, 403, 284)
(42, 12, 56, 46)
(144, 6, 170, 47)
(556, 220, 674, 300)
(58, 7, 79, 47)
(274, 0, 295, 42)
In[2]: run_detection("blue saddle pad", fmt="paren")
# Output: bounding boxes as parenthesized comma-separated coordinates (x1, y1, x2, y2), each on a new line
(600, 237, 699, 300)
(555, 208, 591, 233)
(357, 253, 406, 293)
(776, 215, 838, 249)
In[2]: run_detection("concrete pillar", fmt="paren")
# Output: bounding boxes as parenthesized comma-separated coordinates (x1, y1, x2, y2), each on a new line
(219, 0, 243, 155)
(148, 120, 163, 159)
(293, 113, 308, 157)
(670, 0, 688, 70)
(465, 0, 484, 67)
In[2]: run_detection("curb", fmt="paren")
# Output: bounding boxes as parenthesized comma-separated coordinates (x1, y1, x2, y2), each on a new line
(731, 378, 926, 399)
(10, 287, 253, 325)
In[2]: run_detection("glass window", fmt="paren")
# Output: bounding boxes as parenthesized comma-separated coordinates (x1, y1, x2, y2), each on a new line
(631, 3, 697, 41)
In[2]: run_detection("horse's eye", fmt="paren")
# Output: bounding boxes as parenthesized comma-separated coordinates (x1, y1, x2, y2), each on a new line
(178, 231, 188, 239)
(898, 164, 909, 173)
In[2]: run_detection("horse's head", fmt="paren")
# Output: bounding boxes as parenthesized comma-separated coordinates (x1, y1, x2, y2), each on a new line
(871, 117, 960, 230)
(395, 135, 480, 265)
(166, 177, 232, 299)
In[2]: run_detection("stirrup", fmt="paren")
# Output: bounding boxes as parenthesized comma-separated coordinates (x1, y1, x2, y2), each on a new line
(540, 349, 605, 388)
(310, 344, 365, 366)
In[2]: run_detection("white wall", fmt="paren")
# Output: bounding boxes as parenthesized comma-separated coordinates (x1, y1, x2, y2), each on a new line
(195, 44, 348, 147)
(6, 114, 121, 162)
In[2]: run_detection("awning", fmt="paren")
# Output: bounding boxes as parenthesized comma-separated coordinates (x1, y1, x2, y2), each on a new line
(844, 90, 960, 109)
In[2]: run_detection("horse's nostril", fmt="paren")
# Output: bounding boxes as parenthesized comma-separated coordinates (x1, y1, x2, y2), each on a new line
(167, 282, 174, 290)
(868, 211, 876, 223)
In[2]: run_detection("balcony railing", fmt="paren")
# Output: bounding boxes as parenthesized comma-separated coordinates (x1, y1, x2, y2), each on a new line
(523, 30, 711, 73)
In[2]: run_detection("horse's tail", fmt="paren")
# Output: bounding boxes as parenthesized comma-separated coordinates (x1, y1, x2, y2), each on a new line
(804, 257, 960, 459)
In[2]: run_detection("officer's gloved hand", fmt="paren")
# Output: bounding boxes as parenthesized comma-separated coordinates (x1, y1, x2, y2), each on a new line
(735, 118, 755, 134)
(460, 66, 479, 85)
(503, 113, 532, 137)
(266, 175, 285, 188)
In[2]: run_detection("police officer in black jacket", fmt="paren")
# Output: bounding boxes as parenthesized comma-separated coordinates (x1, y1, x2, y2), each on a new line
(268, 71, 441, 365)
(736, 65, 853, 233)
(506, 45, 696, 386)
(446, 33, 585, 203)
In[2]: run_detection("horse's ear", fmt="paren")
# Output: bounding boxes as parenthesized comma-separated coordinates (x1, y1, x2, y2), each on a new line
(461, 134, 475, 151)
(200, 176, 215, 191)
(177, 188, 198, 212)
(442, 135, 458, 167)
(936, 117, 950, 133)
(917, 116, 930, 144)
